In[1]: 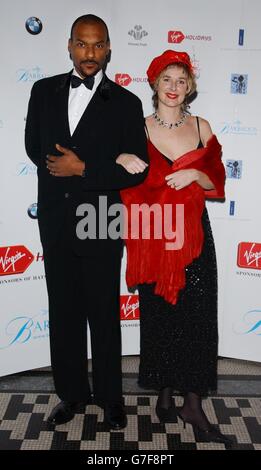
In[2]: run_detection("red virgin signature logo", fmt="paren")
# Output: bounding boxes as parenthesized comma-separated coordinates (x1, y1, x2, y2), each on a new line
(237, 242, 261, 269)
(0, 246, 34, 275)
(120, 295, 140, 320)
(115, 74, 132, 87)
(168, 31, 185, 43)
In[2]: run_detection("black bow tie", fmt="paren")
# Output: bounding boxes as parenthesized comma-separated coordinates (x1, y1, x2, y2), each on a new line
(70, 74, 95, 90)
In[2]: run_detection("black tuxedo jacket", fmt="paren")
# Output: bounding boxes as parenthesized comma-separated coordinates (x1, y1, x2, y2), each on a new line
(25, 72, 148, 255)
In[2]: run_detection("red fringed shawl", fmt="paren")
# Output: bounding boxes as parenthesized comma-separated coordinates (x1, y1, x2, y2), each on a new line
(120, 135, 225, 305)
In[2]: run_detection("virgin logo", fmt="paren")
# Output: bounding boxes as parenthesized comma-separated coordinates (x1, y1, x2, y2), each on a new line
(168, 31, 185, 43)
(115, 74, 132, 87)
(120, 295, 140, 320)
(0, 245, 34, 276)
(237, 242, 261, 269)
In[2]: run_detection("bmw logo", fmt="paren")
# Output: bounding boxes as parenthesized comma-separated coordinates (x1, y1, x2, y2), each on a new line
(27, 203, 38, 219)
(25, 17, 43, 35)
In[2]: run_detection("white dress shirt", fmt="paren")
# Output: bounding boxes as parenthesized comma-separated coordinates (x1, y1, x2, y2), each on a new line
(68, 69, 103, 136)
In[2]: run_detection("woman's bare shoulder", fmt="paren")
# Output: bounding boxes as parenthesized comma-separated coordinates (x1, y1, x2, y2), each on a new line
(145, 114, 154, 123)
(145, 115, 156, 132)
(197, 116, 213, 145)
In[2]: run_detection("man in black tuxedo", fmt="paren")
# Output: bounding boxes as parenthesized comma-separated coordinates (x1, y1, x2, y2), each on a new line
(25, 14, 148, 428)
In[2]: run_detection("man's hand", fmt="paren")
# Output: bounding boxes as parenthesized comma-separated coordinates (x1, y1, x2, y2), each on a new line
(46, 144, 85, 177)
(116, 153, 148, 174)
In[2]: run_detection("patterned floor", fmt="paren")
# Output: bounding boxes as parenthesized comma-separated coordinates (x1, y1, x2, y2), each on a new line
(0, 392, 260, 450)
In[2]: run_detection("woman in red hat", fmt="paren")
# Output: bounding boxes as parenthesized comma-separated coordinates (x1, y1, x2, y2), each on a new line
(119, 50, 230, 444)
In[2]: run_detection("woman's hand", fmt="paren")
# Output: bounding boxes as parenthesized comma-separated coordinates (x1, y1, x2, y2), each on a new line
(116, 153, 148, 174)
(165, 169, 199, 190)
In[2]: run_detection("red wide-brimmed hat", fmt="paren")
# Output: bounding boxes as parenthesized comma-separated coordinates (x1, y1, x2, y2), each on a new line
(147, 49, 194, 84)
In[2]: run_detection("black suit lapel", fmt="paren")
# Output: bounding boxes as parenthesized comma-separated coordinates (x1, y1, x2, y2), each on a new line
(53, 72, 71, 144)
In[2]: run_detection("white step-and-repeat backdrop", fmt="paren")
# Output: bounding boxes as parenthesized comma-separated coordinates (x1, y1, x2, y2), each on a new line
(0, 0, 260, 376)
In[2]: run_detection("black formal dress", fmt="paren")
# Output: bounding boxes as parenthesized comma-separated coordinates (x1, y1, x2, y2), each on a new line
(138, 121, 218, 396)
(25, 72, 148, 406)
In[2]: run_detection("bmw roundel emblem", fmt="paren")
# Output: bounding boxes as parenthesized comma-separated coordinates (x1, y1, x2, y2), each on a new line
(25, 17, 43, 35)
(27, 203, 38, 219)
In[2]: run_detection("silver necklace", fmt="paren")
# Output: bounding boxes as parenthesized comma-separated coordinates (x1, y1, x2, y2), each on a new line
(153, 112, 187, 129)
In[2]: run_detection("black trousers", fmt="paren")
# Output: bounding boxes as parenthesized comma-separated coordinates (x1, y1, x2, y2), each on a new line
(43, 236, 123, 407)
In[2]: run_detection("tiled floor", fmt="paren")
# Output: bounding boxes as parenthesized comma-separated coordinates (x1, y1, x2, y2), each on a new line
(0, 357, 260, 451)
(0, 393, 260, 450)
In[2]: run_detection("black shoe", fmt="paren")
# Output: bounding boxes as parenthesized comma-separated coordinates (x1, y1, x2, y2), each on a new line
(47, 401, 81, 425)
(193, 423, 232, 445)
(177, 411, 232, 445)
(104, 403, 127, 430)
(156, 398, 177, 423)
